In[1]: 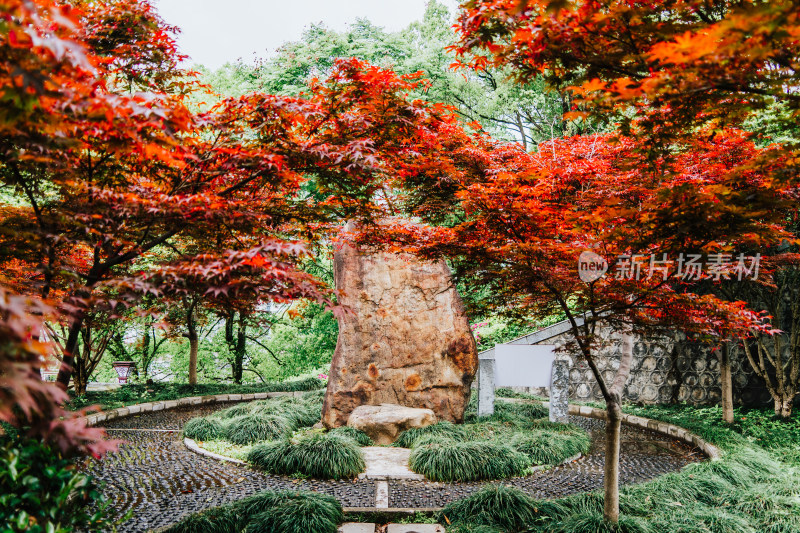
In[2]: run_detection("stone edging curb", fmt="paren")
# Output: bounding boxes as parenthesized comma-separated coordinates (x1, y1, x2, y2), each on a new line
(184, 437, 246, 465)
(538, 400, 722, 460)
(82, 390, 320, 427)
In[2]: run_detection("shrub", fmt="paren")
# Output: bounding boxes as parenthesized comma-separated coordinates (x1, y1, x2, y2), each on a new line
(161, 505, 243, 533)
(0, 439, 115, 533)
(163, 490, 342, 533)
(242, 491, 343, 533)
(394, 421, 467, 448)
(438, 485, 539, 532)
(183, 418, 225, 441)
(226, 415, 293, 445)
(218, 403, 253, 419)
(328, 426, 374, 446)
(248, 434, 365, 479)
(511, 430, 590, 465)
(552, 512, 654, 533)
(410, 441, 528, 482)
(247, 440, 294, 473)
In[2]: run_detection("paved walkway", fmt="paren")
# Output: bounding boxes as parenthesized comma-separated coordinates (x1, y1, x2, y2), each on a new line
(84, 403, 703, 533)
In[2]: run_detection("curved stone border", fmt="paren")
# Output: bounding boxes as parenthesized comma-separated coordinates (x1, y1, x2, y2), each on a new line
(82, 390, 321, 427)
(541, 401, 722, 460)
(184, 437, 246, 465)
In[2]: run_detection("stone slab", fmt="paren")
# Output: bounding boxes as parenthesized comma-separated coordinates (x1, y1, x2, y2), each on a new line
(375, 480, 389, 509)
(358, 447, 424, 481)
(339, 524, 376, 533)
(386, 525, 445, 533)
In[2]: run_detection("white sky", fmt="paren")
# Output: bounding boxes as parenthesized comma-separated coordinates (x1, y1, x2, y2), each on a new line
(152, 0, 460, 69)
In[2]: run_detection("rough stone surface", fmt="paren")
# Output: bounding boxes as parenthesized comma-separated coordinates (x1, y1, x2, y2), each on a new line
(339, 524, 376, 533)
(348, 404, 436, 445)
(359, 446, 424, 480)
(322, 230, 478, 427)
(549, 360, 570, 423)
(477, 354, 496, 417)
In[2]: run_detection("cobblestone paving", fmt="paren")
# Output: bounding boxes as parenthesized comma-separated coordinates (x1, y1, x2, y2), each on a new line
(85, 406, 702, 532)
(82, 405, 375, 533)
(389, 416, 703, 508)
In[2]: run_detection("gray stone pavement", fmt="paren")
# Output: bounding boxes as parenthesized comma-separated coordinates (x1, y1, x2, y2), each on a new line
(83, 404, 702, 532)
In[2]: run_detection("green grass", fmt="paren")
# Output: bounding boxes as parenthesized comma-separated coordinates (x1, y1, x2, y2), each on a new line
(436, 485, 541, 531)
(67, 377, 325, 411)
(183, 418, 225, 441)
(226, 414, 294, 445)
(248, 433, 365, 479)
(162, 490, 342, 533)
(393, 421, 468, 448)
(409, 440, 529, 482)
(328, 426, 374, 446)
(198, 440, 253, 461)
(511, 429, 590, 466)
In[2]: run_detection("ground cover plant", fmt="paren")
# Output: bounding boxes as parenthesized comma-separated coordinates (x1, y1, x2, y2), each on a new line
(397, 400, 590, 482)
(0, 436, 118, 533)
(162, 489, 343, 533)
(248, 433, 366, 479)
(184, 391, 368, 479)
(439, 404, 800, 532)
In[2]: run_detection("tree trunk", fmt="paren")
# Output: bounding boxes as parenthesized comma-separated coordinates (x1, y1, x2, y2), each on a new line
(604, 400, 623, 523)
(775, 395, 793, 418)
(719, 342, 734, 423)
(187, 300, 198, 386)
(55, 316, 84, 390)
(603, 327, 634, 524)
(233, 315, 247, 385)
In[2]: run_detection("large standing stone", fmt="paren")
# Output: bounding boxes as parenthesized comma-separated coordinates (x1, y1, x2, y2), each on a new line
(321, 230, 478, 428)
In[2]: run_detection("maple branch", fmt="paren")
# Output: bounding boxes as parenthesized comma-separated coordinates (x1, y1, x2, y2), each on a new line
(246, 335, 284, 365)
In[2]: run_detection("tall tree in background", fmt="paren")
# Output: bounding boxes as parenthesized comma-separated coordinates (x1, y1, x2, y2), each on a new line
(199, 1, 585, 148)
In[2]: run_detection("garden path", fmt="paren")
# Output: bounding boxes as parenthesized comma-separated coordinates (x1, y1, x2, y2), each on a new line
(84, 403, 703, 532)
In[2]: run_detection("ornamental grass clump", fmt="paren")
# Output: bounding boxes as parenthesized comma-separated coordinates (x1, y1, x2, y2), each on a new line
(328, 426, 373, 446)
(552, 512, 654, 533)
(248, 434, 365, 479)
(183, 417, 225, 441)
(394, 421, 467, 448)
(161, 505, 244, 533)
(226, 414, 293, 445)
(409, 440, 528, 482)
(239, 491, 343, 533)
(511, 430, 591, 465)
(163, 490, 342, 533)
(438, 485, 539, 532)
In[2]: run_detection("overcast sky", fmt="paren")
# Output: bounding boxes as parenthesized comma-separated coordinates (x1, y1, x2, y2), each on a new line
(152, 0, 459, 69)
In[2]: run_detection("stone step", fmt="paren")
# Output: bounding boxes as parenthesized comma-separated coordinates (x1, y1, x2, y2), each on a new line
(386, 525, 445, 533)
(358, 447, 425, 481)
(339, 523, 376, 533)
